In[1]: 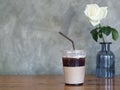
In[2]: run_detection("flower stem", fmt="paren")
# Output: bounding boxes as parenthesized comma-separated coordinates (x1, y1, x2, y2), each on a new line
(102, 35, 105, 42)
(98, 24, 105, 42)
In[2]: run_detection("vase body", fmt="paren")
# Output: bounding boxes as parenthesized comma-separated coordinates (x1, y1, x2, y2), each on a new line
(96, 42, 115, 78)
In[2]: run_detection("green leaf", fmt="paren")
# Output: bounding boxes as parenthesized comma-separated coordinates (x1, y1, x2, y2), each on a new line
(111, 29, 119, 40)
(101, 26, 111, 36)
(90, 29, 98, 42)
(98, 29, 103, 38)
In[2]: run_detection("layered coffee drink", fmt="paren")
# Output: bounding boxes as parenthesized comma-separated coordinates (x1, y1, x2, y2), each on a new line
(62, 50, 86, 85)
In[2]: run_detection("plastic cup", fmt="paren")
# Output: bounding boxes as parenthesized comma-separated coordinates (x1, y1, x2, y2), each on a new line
(62, 50, 86, 85)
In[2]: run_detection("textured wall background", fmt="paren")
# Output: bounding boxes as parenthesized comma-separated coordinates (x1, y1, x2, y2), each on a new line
(0, 0, 120, 75)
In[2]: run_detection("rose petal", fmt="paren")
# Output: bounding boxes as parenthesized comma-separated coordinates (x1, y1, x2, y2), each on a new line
(100, 7, 108, 19)
(89, 19, 100, 26)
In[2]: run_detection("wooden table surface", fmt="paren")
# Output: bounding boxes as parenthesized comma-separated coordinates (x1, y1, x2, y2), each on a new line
(0, 75, 119, 90)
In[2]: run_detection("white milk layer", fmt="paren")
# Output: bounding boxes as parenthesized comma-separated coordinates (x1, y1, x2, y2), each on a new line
(63, 66, 85, 84)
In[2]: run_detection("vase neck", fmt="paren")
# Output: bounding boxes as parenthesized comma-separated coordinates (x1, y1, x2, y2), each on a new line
(100, 42, 111, 51)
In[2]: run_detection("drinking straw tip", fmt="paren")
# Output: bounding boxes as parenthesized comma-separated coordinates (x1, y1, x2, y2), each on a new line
(58, 32, 75, 50)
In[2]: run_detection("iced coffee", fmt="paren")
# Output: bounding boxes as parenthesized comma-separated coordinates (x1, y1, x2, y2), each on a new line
(62, 50, 86, 85)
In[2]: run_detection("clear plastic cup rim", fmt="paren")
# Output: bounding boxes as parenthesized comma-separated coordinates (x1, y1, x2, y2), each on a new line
(62, 50, 86, 58)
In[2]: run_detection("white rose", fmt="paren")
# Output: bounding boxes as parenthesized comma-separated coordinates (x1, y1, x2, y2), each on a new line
(84, 4, 108, 26)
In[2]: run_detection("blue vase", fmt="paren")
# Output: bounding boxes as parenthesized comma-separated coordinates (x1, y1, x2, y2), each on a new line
(96, 42, 115, 78)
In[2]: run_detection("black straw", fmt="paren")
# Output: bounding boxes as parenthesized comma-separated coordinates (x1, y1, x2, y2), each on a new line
(59, 32, 75, 50)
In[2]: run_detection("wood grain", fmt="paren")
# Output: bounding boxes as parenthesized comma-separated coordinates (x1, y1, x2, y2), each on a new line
(0, 75, 119, 90)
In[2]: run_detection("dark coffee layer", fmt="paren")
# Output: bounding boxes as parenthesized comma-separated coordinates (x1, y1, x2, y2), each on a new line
(62, 57, 85, 67)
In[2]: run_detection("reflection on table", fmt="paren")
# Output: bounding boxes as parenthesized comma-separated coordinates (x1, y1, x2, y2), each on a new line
(64, 85, 84, 90)
(64, 78, 115, 90)
(96, 78, 114, 90)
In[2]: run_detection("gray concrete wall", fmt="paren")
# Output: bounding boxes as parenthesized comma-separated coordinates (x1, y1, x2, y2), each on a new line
(0, 0, 120, 75)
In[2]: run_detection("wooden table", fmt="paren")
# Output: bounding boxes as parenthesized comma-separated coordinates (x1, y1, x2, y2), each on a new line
(0, 75, 119, 90)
